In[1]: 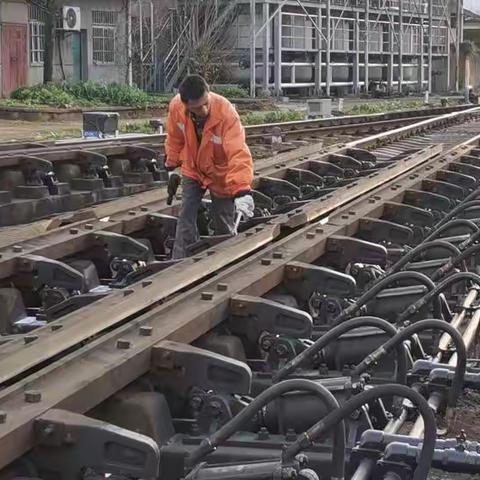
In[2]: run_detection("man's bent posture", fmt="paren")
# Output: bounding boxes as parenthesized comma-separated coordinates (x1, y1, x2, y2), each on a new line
(165, 75, 255, 259)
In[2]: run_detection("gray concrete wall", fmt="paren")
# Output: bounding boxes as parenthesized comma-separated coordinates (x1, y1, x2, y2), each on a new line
(0, 0, 129, 95)
(51, 0, 128, 84)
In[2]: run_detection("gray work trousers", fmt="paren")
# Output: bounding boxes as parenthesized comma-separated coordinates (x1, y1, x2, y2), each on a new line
(172, 176, 236, 259)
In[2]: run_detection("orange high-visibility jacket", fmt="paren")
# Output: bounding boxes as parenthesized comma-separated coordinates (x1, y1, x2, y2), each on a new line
(165, 92, 254, 198)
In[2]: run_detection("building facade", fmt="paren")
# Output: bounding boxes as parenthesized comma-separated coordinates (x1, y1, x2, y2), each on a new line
(164, 0, 463, 95)
(0, 0, 129, 96)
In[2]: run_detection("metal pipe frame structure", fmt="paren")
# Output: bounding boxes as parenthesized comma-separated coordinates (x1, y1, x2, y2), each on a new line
(245, 0, 462, 96)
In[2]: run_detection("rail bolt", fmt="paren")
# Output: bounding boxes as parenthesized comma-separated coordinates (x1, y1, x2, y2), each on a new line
(201, 292, 214, 301)
(139, 326, 153, 337)
(25, 391, 42, 403)
(116, 339, 131, 349)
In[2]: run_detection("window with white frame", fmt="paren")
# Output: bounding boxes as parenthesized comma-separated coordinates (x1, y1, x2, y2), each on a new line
(92, 10, 118, 64)
(29, 4, 46, 65)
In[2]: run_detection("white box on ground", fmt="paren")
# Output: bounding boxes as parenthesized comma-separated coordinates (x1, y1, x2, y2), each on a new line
(307, 99, 332, 118)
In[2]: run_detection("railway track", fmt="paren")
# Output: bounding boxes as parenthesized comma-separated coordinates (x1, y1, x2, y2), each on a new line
(0, 109, 477, 348)
(1, 106, 480, 479)
(0, 104, 473, 227)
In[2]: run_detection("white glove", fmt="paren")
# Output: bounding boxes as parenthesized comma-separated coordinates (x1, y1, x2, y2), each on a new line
(235, 194, 255, 219)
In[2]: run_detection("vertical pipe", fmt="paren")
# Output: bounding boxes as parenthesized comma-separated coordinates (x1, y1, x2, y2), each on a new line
(326, 0, 331, 96)
(428, 0, 433, 93)
(365, 0, 370, 93)
(315, 6, 322, 95)
(456, 0, 463, 91)
(274, 7, 282, 95)
(398, 0, 404, 93)
(150, 0, 154, 90)
(139, 0, 144, 89)
(354, 11, 360, 94)
(250, 0, 256, 98)
(419, 20, 425, 92)
(388, 11, 394, 93)
(447, 23, 451, 90)
(263, 2, 270, 90)
(127, 0, 133, 86)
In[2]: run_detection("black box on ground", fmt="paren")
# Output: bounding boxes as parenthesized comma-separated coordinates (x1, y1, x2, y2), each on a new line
(83, 112, 119, 138)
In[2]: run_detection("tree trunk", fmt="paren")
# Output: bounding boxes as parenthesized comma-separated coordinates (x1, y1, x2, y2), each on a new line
(43, 0, 57, 83)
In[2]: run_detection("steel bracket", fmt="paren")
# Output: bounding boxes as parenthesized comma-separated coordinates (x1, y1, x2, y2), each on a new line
(32, 409, 160, 480)
(324, 236, 388, 270)
(403, 189, 451, 214)
(229, 294, 313, 342)
(422, 178, 465, 203)
(258, 177, 302, 203)
(93, 231, 151, 262)
(357, 218, 414, 246)
(152, 340, 252, 395)
(19, 254, 86, 293)
(284, 262, 356, 302)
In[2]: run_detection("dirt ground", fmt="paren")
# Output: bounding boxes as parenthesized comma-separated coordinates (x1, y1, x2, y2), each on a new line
(0, 95, 464, 143)
(0, 118, 155, 142)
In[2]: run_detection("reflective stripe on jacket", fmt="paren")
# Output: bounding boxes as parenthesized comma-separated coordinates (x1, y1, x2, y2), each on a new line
(165, 92, 254, 198)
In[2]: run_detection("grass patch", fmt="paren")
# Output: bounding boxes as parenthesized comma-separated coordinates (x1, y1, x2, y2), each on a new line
(10, 81, 152, 109)
(344, 99, 452, 115)
(240, 110, 305, 126)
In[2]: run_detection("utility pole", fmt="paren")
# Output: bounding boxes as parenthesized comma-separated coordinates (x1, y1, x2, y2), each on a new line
(127, 0, 133, 86)
(43, 0, 58, 84)
(250, 0, 256, 98)
(456, 0, 464, 91)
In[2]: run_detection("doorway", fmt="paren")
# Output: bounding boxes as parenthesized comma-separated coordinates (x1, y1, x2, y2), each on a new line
(1, 24, 28, 96)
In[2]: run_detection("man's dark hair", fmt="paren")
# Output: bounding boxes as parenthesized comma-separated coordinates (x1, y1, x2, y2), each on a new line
(179, 75, 209, 103)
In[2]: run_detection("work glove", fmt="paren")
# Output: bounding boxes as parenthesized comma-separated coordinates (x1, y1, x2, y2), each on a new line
(235, 194, 255, 219)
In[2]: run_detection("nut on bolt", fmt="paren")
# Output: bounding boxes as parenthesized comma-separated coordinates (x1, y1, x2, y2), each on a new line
(25, 391, 42, 403)
(116, 339, 131, 349)
(0, 411, 6, 424)
(201, 292, 214, 301)
(139, 326, 153, 336)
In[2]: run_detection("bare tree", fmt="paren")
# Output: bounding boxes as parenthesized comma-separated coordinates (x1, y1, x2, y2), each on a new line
(176, 0, 237, 85)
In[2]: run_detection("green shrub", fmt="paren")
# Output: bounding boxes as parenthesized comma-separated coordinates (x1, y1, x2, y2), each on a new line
(10, 81, 151, 108)
(241, 110, 304, 126)
(121, 122, 155, 134)
(211, 85, 249, 99)
(346, 100, 425, 115)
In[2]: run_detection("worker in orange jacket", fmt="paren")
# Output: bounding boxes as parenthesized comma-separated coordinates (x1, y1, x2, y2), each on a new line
(165, 75, 255, 259)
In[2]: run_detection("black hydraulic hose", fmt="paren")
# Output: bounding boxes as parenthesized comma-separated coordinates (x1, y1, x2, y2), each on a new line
(273, 316, 407, 384)
(397, 271, 480, 324)
(282, 384, 437, 480)
(433, 199, 480, 230)
(459, 228, 480, 250)
(387, 240, 465, 274)
(431, 243, 480, 281)
(422, 218, 479, 243)
(185, 379, 346, 480)
(331, 271, 442, 327)
(352, 319, 467, 407)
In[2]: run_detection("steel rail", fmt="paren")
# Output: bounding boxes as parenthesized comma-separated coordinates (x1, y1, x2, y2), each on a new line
(0, 133, 479, 469)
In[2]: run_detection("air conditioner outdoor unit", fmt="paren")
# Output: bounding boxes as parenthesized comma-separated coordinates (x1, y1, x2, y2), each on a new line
(61, 6, 81, 31)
